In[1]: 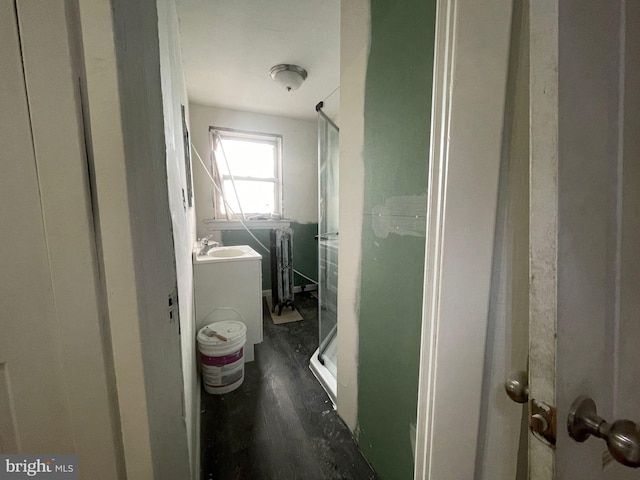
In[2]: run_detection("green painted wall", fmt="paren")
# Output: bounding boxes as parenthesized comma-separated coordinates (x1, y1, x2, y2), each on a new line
(220, 222, 318, 291)
(356, 1, 436, 479)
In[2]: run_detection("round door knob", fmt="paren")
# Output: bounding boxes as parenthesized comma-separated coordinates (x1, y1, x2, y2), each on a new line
(505, 370, 529, 404)
(568, 395, 640, 468)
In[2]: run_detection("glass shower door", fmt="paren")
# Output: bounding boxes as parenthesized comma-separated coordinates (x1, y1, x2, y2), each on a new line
(317, 108, 339, 378)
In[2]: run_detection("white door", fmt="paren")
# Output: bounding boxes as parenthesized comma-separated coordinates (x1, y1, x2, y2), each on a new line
(0, 0, 75, 454)
(529, 0, 640, 478)
(0, 1, 121, 476)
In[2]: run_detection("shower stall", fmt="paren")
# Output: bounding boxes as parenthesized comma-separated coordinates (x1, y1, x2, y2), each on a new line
(310, 100, 339, 404)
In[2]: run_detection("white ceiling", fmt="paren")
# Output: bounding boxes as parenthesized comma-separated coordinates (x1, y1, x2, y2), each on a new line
(176, 0, 340, 120)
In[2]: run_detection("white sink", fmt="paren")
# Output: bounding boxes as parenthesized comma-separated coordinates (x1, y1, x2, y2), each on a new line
(208, 248, 245, 258)
(193, 244, 261, 264)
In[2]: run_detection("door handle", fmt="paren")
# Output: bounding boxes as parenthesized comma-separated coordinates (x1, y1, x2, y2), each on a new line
(505, 371, 557, 445)
(505, 370, 529, 403)
(568, 395, 640, 468)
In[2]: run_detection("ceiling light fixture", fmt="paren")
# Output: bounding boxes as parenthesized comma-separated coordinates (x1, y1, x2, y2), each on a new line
(270, 64, 308, 92)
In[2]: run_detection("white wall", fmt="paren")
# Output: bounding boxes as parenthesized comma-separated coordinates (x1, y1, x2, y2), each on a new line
(189, 104, 317, 237)
(110, 0, 192, 475)
(79, 0, 192, 478)
(77, 1, 155, 477)
(336, 0, 369, 431)
(157, 0, 199, 476)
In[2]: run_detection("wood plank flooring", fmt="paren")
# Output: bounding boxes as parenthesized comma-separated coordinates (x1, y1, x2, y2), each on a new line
(200, 292, 378, 480)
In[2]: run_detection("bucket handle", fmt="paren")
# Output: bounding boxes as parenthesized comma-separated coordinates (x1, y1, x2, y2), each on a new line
(203, 330, 229, 341)
(202, 307, 246, 325)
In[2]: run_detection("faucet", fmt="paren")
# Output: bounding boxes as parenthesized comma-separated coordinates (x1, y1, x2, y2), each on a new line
(200, 235, 219, 255)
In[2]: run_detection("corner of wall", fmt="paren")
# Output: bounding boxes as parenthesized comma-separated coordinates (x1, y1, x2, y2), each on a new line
(336, 0, 370, 432)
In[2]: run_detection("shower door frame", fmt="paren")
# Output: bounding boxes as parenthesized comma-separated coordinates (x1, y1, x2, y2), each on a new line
(314, 104, 340, 393)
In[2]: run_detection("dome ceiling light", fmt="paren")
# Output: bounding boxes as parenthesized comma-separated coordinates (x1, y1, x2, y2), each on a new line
(270, 64, 308, 92)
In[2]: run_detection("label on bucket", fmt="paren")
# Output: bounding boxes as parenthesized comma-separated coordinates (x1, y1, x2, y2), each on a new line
(202, 355, 243, 376)
(200, 348, 243, 367)
(203, 365, 243, 387)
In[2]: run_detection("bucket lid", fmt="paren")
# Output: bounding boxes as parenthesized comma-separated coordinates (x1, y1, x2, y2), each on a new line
(197, 320, 246, 347)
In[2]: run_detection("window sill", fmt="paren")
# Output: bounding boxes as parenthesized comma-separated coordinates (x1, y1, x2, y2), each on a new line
(204, 219, 291, 231)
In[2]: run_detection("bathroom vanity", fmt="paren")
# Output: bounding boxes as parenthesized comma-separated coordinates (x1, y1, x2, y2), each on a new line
(193, 244, 263, 362)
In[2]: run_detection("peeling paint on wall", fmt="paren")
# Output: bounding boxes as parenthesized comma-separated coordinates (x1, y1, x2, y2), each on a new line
(371, 194, 427, 238)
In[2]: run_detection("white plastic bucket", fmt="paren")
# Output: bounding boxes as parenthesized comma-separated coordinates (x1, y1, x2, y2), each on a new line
(197, 311, 247, 394)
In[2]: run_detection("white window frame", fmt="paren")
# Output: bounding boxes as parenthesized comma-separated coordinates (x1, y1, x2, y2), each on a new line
(209, 127, 283, 220)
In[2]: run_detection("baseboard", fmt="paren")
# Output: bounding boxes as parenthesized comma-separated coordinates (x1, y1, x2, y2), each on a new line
(262, 283, 318, 298)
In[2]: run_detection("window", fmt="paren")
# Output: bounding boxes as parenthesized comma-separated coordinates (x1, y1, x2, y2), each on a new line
(210, 128, 282, 220)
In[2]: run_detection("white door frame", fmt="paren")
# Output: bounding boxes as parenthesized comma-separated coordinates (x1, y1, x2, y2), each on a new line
(414, 0, 513, 478)
(528, 0, 558, 477)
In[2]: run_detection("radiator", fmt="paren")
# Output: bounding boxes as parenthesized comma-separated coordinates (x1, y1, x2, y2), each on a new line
(270, 227, 295, 315)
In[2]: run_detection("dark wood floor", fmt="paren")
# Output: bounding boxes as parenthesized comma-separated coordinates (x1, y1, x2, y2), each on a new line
(200, 292, 378, 480)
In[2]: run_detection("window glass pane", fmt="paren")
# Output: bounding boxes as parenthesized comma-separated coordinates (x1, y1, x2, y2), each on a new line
(216, 138, 275, 178)
(221, 180, 275, 215)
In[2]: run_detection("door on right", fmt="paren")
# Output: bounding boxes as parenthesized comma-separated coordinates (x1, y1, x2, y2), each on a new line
(529, 1, 640, 478)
